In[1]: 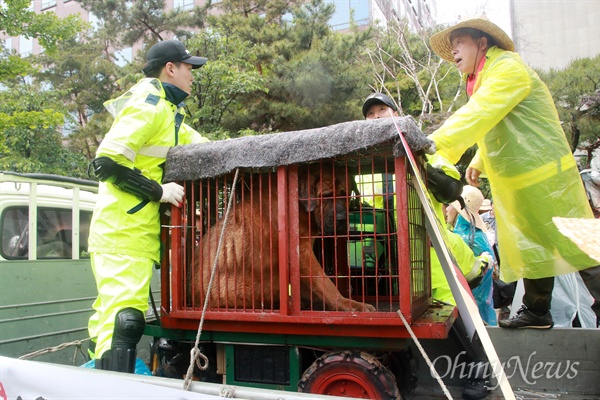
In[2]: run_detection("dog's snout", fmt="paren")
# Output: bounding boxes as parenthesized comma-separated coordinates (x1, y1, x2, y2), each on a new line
(336, 199, 347, 218)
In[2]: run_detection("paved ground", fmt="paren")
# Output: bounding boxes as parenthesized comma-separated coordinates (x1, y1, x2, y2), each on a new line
(412, 386, 600, 399)
(410, 327, 600, 400)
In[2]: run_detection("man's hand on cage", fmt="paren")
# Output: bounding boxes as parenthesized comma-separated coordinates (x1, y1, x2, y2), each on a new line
(160, 182, 184, 207)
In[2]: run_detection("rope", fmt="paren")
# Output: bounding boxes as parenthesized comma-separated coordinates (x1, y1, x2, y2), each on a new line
(18, 337, 91, 365)
(183, 168, 240, 391)
(397, 310, 453, 400)
(386, 110, 452, 398)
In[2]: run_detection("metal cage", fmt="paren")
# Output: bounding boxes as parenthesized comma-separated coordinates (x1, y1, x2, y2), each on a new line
(159, 148, 454, 339)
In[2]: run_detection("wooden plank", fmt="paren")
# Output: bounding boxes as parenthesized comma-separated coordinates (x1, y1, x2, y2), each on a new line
(388, 117, 516, 400)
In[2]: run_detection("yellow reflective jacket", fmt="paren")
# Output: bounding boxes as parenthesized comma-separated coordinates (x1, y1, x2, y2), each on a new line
(430, 47, 595, 282)
(88, 78, 208, 262)
(428, 153, 482, 304)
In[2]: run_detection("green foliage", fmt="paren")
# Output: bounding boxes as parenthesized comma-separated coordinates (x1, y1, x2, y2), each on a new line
(0, 0, 86, 176)
(184, 32, 268, 139)
(3, 0, 598, 179)
(0, 53, 36, 81)
(0, 83, 89, 177)
(0, 0, 83, 54)
(0, 109, 63, 130)
(78, 0, 209, 46)
(35, 31, 123, 159)
(537, 55, 600, 166)
(189, 0, 373, 135)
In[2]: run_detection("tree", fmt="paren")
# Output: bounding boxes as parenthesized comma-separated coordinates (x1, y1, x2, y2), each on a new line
(365, 18, 463, 122)
(35, 31, 123, 160)
(538, 55, 600, 168)
(58, 0, 212, 158)
(185, 31, 268, 139)
(577, 88, 600, 168)
(187, 0, 373, 137)
(0, 0, 83, 53)
(0, 82, 90, 177)
(78, 0, 209, 46)
(362, 18, 475, 173)
(0, 0, 86, 174)
(0, 0, 83, 129)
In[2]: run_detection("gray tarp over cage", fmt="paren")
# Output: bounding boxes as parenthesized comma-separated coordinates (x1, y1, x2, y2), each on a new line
(164, 117, 433, 181)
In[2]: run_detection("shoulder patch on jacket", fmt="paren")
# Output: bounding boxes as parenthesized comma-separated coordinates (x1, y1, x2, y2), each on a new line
(145, 94, 160, 106)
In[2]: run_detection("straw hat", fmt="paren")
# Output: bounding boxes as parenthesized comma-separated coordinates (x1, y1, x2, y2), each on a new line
(430, 17, 515, 63)
(451, 185, 486, 231)
(479, 198, 492, 212)
(553, 217, 600, 263)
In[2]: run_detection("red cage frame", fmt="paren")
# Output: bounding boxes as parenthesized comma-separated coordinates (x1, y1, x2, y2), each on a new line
(159, 152, 455, 340)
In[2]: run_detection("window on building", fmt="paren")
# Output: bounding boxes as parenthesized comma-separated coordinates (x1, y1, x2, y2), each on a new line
(328, 0, 370, 31)
(19, 35, 33, 57)
(174, 0, 194, 10)
(41, 0, 56, 10)
(4, 38, 12, 53)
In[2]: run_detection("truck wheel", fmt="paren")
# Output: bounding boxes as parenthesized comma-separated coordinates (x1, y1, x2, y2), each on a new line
(298, 350, 401, 399)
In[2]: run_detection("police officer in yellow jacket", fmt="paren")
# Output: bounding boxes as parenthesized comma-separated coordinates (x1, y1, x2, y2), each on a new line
(87, 39, 209, 372)
(429, 17, 600, 329)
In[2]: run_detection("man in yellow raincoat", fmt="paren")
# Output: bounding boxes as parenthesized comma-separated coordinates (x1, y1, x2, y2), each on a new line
(429, 18, 600, 329)
(87, 39, 209, 372)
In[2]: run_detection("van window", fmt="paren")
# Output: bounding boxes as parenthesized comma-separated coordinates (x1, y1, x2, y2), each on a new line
(1, 207, 92, 260)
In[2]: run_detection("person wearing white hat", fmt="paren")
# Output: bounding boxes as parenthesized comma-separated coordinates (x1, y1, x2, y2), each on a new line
(449, 185, 487, 231)
(427, 17, 600, 329)
(446, 186, 497, 327)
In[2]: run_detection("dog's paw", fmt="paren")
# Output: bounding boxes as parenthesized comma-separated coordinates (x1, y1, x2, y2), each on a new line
(352, 301, 376, 312)
(363, 303, 377, 312)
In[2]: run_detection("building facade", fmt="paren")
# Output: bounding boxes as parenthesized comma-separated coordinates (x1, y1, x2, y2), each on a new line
(1, 0, 201, 64)
(510, 0, 600, 71)
(330, 0, 436, 31)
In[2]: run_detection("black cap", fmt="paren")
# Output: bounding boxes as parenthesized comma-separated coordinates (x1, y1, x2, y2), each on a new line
(362, 93, 398, 118)
(143, 39, 207, 75)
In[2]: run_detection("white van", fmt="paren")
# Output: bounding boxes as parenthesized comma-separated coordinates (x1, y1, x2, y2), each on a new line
(0, 171, 98, 364)
(1, 171, 98, 261)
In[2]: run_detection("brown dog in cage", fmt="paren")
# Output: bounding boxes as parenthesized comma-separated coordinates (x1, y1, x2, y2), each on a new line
(194, 167, 376, 312)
